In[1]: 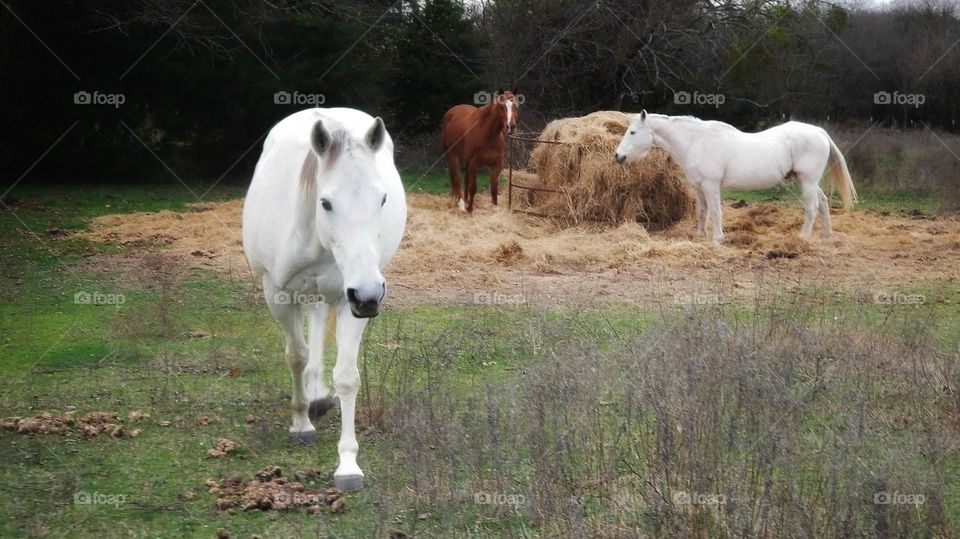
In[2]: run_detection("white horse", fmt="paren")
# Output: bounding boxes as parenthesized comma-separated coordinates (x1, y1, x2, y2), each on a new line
(614, 111, 857, 244)
(242, 108, 407, 491)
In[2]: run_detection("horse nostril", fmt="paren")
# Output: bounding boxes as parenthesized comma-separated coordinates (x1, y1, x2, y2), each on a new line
(346, 288, 360, 304)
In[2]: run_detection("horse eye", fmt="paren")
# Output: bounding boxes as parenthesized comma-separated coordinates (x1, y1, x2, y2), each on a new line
(630, 131, 636, 135)
(321, 199, 332, 211)
(381, 194, 387, 207)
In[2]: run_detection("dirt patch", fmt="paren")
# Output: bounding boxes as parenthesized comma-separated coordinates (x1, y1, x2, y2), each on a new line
(207, 466, 344, 513)
(77, 194, 960, 307)
(2, 411, 125, 437)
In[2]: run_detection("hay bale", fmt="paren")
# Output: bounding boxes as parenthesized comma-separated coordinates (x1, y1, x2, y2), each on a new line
(523, 111, 694, 227)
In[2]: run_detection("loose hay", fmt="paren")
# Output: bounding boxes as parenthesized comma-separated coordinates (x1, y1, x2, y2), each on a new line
(77, 194, 960, 308)
(521, 111, 694, 227)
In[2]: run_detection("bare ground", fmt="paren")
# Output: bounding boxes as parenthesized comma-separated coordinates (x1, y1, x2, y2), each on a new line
(77, 194, 960, 307)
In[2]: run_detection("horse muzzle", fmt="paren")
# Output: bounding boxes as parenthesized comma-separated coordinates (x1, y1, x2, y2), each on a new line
(346, 284, 385, 318)
(614, 153, 627, 164)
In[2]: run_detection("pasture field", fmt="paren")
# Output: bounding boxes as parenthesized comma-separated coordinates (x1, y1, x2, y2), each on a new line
(1, 178, 959, 538)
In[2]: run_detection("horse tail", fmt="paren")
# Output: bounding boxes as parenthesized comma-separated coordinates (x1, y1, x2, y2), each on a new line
(826, 135, 857, 210)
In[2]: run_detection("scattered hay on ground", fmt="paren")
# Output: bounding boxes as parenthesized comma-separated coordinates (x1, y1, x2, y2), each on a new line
(77, 193, 960, 308)
(207, 466, 344, 513)
(516, 111, 694, 227)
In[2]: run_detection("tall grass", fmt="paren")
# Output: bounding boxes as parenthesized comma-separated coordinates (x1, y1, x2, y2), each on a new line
(832, 125, 960, 209)
(358, 298, 958, 537)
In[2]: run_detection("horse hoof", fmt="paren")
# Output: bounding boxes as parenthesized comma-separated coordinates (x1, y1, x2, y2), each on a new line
(308, 396, 339, 420)
(289, 431, 317, 445)
(457, 199, 466, 212)
(334, 474, 364, 491)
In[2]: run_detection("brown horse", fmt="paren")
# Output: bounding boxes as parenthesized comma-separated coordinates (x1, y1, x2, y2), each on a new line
(441, 88, 519, 212)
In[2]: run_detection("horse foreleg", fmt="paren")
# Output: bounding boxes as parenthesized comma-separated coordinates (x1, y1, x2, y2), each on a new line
(447, 155, 465, 212)
(466, 160, 480, 212)
(694, 188, 707, 237)
(489, 161, 502, 209)
(264, 278, 314, 443)
(817, 187, 832, 238)
(332, 303, 370, 491)
(702, 183, 724, 244)
(305, 302, 336, 420)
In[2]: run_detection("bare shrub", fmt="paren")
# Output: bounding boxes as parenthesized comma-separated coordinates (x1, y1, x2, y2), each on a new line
(831, 125, 960, 210)
(360, 300, 957, 537)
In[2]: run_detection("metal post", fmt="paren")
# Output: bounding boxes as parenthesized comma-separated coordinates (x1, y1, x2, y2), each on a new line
(507, 133, 514, 210)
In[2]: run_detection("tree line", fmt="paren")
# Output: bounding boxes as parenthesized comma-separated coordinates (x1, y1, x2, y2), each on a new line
(1, 0, 957, 180)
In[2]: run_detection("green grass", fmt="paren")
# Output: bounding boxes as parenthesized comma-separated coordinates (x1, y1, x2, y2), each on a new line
(401, 170, 450, 194)
(1, 177, 956, 537)
(723, 182, 939, 215)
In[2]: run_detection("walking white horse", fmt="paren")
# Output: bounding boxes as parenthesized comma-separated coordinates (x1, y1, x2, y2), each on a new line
(242, 108, 407, 491)
(614, 111, 857, 244)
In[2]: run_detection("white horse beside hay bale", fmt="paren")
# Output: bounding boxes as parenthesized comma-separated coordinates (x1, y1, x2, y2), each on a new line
(615, 111, 857, 244)
(517, 111, 694, 227)
(243, 108, 407, 491)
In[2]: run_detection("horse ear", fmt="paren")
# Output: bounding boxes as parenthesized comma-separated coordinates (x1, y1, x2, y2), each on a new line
(496, 87, 504, 95)
(365, 117, 386, 152)
(311, 120, 332, 155)
(640, 110, 647, 122)
(512, 86, 518, 95)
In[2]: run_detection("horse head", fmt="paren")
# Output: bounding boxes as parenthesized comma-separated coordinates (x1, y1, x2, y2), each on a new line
(305, 117, 390, 318)
(495, 87, 519, 134)
(615, 110, 654, 164)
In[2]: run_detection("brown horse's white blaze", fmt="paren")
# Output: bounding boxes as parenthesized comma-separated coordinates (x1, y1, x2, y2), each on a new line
(441, 88, 520, 212)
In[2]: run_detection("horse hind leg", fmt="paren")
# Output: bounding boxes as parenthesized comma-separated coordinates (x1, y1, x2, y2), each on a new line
(817, 187, 832, 238)
(446, 154, 465, 211)
(799, 180, 819, 239)
(306, 302, 337, 420)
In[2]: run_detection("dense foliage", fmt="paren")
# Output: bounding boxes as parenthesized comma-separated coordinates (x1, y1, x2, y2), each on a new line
(2, 0, 958, 180)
